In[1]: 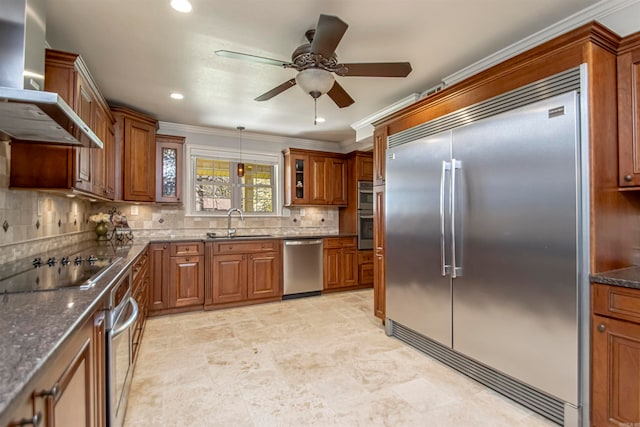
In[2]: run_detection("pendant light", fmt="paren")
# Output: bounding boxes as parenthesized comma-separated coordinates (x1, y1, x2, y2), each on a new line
(236, 126, 245, 177)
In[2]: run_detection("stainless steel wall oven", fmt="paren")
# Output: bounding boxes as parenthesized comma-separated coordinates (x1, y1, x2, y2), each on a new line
(357, 181, 374, 250)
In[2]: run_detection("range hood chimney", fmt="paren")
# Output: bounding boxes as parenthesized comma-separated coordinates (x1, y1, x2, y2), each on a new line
(0, 0, 103, 148)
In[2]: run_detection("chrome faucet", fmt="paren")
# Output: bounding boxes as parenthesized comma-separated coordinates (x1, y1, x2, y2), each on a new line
(227, 208, 244, 237)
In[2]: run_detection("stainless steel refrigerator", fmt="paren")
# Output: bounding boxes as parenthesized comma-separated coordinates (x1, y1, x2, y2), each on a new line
(385, 69, 585, 426)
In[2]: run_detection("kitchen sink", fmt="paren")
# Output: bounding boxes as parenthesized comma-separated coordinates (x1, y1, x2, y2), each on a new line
(206, 233, 272, 239)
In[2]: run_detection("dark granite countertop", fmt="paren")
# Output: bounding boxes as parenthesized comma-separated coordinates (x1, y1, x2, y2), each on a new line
(0, 232, 357, 422)
(590, 266, 640, 290)
(0, 241, 148, 425)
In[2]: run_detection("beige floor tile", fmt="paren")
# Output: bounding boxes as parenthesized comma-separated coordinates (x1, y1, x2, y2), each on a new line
(124, 289, 557, 427)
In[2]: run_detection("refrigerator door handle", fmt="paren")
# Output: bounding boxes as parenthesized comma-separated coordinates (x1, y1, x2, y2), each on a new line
(440, 161, 450, 276)
(451, 159, 462, 278)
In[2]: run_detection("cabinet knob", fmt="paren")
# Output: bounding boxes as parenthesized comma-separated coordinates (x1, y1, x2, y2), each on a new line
(11, 412, 42, 426)
(185, 257, 190, 262)
(624, 174, 633, 182)
(163, 245, 168, 249)
(597, 324, 606, 332)
(37, 384, 59, 399)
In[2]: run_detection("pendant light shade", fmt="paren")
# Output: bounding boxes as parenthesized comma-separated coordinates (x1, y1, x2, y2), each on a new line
(237, 126, 245, 178)
(295, 68, 335, 99)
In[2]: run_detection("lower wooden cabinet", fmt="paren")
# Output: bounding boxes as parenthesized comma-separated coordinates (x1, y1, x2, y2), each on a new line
(131, 249, 149, 363)
(373, 184, 386, 320)
(206, 240, 282, 309)
(5, 307, 106, 427)
(358, 251, 374, 286)
(323, 237, 361, 291)
(149, 242, 204, 315)
(592, 283, 640, 426)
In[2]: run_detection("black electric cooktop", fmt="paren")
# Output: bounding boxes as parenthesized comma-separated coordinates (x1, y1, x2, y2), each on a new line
(0, 246, 123, 294)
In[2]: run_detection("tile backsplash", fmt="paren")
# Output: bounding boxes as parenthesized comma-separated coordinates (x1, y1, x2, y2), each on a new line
(91, 202, 339, 239)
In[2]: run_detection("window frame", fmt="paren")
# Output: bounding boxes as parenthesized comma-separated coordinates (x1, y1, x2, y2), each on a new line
(185, 144, 282, 217)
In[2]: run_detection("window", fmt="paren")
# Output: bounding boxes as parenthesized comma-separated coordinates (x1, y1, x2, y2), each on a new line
(191, 153, 277, 215)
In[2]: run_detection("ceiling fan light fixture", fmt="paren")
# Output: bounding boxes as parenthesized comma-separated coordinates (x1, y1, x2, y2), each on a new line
(295, 68, 335, 98)
(170, 0, 192, 13)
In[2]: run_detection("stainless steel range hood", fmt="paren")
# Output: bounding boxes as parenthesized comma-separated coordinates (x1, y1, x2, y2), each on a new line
(0, 0, 103, 148)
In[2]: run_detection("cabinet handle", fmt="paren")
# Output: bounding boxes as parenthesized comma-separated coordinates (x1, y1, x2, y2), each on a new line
(597, 324, 606, 332)
(37, 384, 59, 399)
(185, 248, 190, 252)
(11, 412, 42, 426)
(163, 245, 168, 249)
(624, 174, 633, 182)
(185, 257, 190, 262)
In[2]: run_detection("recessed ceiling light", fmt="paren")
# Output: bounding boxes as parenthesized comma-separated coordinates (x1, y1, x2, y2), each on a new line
(170, 0, 192, 13)
(170, 92, 184, 100)
(315, 117, 326, 123)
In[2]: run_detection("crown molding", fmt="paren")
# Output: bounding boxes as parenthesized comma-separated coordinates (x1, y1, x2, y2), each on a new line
(442, 0, 638, 86)
(158, 121, 338, 152)
(349, 93, 421, 142)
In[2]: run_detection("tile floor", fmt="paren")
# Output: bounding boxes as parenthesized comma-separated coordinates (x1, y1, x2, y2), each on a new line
(124, 289, 556, 426)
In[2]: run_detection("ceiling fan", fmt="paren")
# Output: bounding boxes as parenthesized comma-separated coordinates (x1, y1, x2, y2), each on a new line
(215, 14, 412, 111)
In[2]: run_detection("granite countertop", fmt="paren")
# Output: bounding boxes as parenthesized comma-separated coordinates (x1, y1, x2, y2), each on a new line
(590, 266, 640, 290)
(0, 232, 355, 422)
(0, 241, 147, 425)
(149, 232, 358, 242)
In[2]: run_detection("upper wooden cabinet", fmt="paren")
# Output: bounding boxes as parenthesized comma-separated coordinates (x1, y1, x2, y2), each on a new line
(9, 49, 115, 199)
(618, 32, 640, 187)
(112, 106, 158, 202)
(156, 134, 185, 203)
(283, 148, 348, 206)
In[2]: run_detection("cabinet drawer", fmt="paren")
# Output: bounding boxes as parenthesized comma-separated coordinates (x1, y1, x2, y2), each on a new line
(171, 242, 204, 256)
(592, 283, 640, 323)
(359, 263, 374, 285)
(358, 251, 373, 264)
(215, 240, 280, 254)
(324, 237, 357, 249)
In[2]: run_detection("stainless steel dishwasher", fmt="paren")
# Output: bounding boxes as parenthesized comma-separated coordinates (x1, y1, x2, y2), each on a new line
(283, 238, 323, 299)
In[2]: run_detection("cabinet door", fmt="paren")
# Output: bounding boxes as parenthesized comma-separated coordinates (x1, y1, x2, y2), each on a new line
(373, 127, 387, 185)
(309, 156, 328, 204)
(169, 255, 204, 308)
(247, 252, 280, 300)
(123, 117, 156, 202)
(212, 254, 247, 304)
(373, 185, 386, 319)
(156, 135, 185, 203)
(618, 46, 640, 187)
(92, 104, 109, 197)
(149, 244, 170, 312)
(341, 248, 358, 287)
(323, 248, 341, 289)
(74, 77, 93, 193)
(592, 315, 640, 426)
(329, 157, 348, 205)
(356, 154, 374, 181)
(104, 126, 116, 199)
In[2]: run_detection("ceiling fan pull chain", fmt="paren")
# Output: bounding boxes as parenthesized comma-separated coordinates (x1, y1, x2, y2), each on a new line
(314, 98, 318, 125)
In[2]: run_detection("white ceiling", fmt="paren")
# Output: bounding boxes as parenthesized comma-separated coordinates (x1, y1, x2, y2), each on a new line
(44, 0, 607, 143)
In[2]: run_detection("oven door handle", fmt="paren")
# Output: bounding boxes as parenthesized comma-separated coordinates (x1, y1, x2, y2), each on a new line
(112, 297, 139, 338)
(359, 214, 374, 219)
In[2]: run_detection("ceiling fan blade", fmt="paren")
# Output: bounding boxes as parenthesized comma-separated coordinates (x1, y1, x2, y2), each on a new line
(254, 79, 297, 101)
(310, 14, 348, 59)
(215, 50, 291, 67)
(327, 81, 354, 108)
(338, 62, 412, 77)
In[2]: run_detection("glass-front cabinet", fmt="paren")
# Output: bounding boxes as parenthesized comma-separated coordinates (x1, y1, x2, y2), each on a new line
(156, 134, 185, 203)
(283, 149, 309, 205)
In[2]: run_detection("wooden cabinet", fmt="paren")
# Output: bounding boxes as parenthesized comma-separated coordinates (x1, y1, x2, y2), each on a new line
(149, 242, 204, 315)
(206, 240, 282, 309)
(356, 153, 374, 181)
(373, 185, 386, 320)
(5, 308, 105, 427)
(112, 106, 158, 202)
(169, 252, 204, 308)
(618, 33, 640, 187)
(156, 134, 185, 203)
(148, 243, 170, 314)
(592, 283, 640, 426)
(358, 251, 374, 286)
(323, 237, 359, 291)
(9, 49, 115, 200)
(283, 148, 348, 206)
(339, 151, 373, 234)
(373, 126, 388, 186)
(131, 249, 149, 363)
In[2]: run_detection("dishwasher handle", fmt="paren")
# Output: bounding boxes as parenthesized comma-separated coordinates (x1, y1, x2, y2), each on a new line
(284, 239, 323, 246)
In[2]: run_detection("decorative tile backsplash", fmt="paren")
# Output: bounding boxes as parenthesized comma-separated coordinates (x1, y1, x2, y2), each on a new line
(1, 140, 339, 263)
